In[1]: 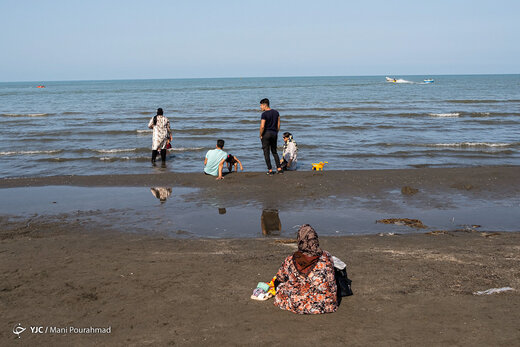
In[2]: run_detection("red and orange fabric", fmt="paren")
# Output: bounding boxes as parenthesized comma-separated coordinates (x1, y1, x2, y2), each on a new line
(273, 224, 338, 314)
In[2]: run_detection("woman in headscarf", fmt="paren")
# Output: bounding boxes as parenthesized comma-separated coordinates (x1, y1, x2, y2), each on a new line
(280, 132, 298, 171)
(148, 108, 171, 164)
(273, 224, 338, 314)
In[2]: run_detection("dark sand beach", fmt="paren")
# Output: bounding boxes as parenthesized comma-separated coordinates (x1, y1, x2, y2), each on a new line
(1, 166, 519, 345)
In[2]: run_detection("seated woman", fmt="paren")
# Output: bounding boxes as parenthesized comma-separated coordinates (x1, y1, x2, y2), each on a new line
(273, 224, 338, 314)
(280, 132, 298, 171)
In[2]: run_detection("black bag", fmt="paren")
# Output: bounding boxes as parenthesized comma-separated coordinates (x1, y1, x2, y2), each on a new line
(335, 267, 353, 299)
(332, 254, 353, 305)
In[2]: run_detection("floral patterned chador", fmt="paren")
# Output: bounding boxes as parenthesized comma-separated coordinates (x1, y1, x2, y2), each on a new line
(274, 250, 338, 314)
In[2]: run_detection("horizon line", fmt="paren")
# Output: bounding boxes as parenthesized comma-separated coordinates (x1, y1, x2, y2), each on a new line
(1, 72, 519, 84)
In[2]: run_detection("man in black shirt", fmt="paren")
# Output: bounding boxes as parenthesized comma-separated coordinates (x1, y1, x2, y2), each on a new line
(259, 98, 283, 174)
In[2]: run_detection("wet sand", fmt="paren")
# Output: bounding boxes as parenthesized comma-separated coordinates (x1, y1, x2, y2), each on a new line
(2, 166, 519, 208)
(1, 166, 519, 345)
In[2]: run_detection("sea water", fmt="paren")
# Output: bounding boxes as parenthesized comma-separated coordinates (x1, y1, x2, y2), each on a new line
(0, 75, 519, 178)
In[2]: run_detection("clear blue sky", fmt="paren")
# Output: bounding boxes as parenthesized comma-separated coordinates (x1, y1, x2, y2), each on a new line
(1, 0, 518, 81)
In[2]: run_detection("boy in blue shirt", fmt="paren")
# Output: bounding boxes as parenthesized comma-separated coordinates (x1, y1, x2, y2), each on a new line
(204, 139, 228, 180)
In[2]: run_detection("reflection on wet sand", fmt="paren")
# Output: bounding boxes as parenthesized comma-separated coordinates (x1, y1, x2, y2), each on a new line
(150, 187, 172, 203)
(261, 209, 281, 236)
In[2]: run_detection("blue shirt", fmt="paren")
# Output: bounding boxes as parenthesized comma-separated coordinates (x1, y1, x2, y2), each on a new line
(204, 148, 228, 176)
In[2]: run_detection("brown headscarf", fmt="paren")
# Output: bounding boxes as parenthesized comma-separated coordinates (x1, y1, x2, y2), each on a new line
(297, 224, 322, 256)
(293, 224, 323, 276)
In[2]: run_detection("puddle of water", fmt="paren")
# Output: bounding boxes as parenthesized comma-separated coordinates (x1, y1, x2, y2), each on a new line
(0, 186, 518, 238)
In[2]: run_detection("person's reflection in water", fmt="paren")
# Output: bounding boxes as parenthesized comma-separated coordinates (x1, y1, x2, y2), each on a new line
(150, 187, 172, 203)
(218, 208, 227, 215)
(261, 209, 281, 236)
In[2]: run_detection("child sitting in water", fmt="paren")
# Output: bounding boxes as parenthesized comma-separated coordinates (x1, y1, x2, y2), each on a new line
(226, 154, 243, 173)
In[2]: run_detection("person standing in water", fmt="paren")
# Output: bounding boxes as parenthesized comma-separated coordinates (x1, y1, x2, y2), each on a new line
(259, 98, 283, 175)
(148, 108, 171, 164)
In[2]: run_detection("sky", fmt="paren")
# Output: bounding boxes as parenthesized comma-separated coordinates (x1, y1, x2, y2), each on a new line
(0, 0, 519, 81)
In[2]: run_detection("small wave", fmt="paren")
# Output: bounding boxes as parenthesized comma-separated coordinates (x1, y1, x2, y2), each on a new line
(95, 148, 138, 153)
(371, 142, 518, 149)
(238, 119, 258, 124)
(375, 125, 398, 129)
(1, 113, 50, 117)
(427, 142, 513, 148)
(176, 127, 247, 135)
(235, 109, 259, 113)
(100, 157, 131, 161)
(35, 156, 134, 162)
(283, 114, 331, 120)
(330, 125, 368, 131)
(429, 113, 460, 118)
(444, 99, 516, 104)
(468, 119, 520, 126)
(136, 129, 152, 133)
(296, 144, 321, 149)
(169, 147, 205, 152)
(0, 149, 62, 156)
(176, 128, 221, 135)
(74, 130, 137, 136)
(285, 107, 385, 112)
(380, 112, 428, 118)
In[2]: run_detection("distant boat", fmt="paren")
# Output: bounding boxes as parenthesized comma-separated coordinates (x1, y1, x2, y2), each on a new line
(385, 77, 397, 83)
(37, 85, 45, 88)
(423, 79, 434, 83)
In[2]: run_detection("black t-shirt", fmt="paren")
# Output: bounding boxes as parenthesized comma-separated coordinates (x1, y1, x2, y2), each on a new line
(261, 109, 279, 133)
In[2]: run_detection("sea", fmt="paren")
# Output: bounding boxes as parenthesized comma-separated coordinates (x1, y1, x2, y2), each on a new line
(1, 74, 519, 178)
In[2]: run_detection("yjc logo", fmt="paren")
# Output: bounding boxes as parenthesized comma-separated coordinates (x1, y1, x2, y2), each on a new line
(13, 323, 26, 338)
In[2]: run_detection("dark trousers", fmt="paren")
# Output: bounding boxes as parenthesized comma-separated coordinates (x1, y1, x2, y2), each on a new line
(152, 149, 167, 163)
(261, 131, 281, 171)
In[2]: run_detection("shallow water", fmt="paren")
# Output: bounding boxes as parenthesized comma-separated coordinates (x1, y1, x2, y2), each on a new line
(1, 75, 519, 178)
(1, 186, 518, 237)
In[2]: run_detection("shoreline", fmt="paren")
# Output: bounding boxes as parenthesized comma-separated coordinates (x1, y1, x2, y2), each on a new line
(2, 165, 519, 197)
(1, 165, 519, 237)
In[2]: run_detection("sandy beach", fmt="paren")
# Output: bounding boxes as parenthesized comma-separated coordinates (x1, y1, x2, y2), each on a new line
(1, 166, 519, 345)
(1, 226, 519, 345)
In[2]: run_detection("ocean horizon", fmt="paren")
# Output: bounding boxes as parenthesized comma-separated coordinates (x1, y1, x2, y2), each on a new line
(3, 73, 519, 84)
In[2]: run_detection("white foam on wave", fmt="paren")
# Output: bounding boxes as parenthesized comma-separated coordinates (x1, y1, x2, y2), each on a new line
(169, 147, 204, 152)
(100, 156, 130, 161)
(429, 113, 460, 117)
(95, 148, 137, 153)
(429, 142, 511, 148)
(0, 149, 61, 156)
(2, 113, 49, 117)
(136, 130, 152, 133)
